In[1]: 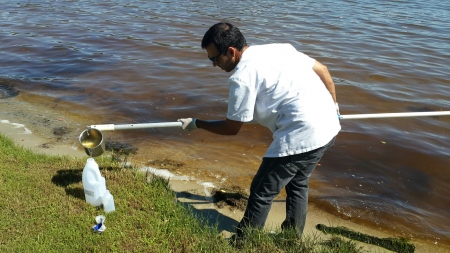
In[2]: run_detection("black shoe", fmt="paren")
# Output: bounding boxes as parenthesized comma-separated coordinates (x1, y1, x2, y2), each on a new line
(228, 234, 244, 249)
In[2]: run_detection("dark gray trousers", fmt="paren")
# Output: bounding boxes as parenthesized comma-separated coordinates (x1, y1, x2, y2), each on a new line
(237, 137, 335, 237)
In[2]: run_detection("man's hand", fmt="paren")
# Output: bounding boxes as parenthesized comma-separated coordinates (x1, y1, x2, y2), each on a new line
(335, 103, 341, 120)
(178, 118, 198, 131)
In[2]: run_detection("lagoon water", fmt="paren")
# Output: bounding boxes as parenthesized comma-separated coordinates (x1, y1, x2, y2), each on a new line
(1, 0, 449, 246)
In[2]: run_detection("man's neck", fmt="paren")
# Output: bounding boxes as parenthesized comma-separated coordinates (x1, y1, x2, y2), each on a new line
(235, 45, 249, 64)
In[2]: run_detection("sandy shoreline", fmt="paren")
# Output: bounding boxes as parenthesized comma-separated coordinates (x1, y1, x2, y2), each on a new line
(1, 96, 448, 253)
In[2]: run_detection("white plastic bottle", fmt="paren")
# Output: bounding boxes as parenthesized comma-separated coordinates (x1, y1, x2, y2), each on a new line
(82, 158, 106, 206)
(102, 190, 116, 213)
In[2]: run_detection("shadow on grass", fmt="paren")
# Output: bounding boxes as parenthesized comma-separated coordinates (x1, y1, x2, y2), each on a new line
(317, 224, 415, 253)
(174, 191, 240, 234)
(51, 169, 85, 200)
(174, 190, 286, 234)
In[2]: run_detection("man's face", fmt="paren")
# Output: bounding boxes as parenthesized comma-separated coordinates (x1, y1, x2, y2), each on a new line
(205, 44, 235, 72)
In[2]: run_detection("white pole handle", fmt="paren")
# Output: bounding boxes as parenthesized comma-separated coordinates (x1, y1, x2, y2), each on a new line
(340, 111, 450, 120)
(88, 122, 182, 131)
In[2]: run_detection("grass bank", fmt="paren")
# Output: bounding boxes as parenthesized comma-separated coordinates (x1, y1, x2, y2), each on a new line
(0, 133, 409, 252)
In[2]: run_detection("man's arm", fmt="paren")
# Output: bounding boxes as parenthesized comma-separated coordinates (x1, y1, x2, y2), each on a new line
(195, 118, 243, 135)
(312, 60, 337, 103)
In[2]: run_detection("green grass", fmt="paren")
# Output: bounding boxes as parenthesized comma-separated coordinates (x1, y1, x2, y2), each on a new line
(0, 133, 397, 252)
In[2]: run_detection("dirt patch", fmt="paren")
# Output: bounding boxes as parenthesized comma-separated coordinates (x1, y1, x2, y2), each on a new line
(105, 141, 138, 156)
(0, 83, 19, 99)
(38, 143, 52, 149)
(52, 126, 71, 141)
(212, 186, 248, 212)
(53, 126, 71, 136)
(146, 158, 186, 170)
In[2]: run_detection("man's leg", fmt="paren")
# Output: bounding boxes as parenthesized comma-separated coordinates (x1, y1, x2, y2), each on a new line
(282, 137, 336, 236)
(236, 156, 298, 237)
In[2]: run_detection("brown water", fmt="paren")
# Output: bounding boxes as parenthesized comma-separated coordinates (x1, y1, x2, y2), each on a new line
(1, 0, 449, 247)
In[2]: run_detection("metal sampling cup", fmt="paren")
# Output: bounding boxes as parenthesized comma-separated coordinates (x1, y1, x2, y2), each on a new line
(79, 128, 105, 157)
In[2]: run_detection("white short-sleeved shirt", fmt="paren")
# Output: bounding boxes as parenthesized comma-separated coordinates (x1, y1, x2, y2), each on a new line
(227, 43, 341, 157)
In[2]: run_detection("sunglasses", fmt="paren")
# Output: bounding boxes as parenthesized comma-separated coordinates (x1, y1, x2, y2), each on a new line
(208, 51, 224, 64)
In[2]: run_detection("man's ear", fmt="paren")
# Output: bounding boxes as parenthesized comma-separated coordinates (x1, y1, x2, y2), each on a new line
(227, 47, 236, 57)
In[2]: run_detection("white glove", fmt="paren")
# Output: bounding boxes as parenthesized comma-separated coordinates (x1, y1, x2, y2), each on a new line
(178, 118, 198, 131)
(335, 103, 341, 119)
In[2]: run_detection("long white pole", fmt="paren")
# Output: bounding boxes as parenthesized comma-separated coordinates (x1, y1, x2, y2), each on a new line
(88, 122, 182, 131)
(339, 111, 450, 120)
(87, 111, 450, 130)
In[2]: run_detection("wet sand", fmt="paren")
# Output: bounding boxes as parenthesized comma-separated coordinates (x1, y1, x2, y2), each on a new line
(1, 95, 449, 253)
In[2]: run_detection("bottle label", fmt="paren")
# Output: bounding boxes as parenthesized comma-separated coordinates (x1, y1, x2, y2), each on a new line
(84, 189, 95, 197)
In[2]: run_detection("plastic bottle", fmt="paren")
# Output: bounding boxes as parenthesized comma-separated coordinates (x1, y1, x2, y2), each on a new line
(82, 158, 106, 206)
(102, 190, 116, 213)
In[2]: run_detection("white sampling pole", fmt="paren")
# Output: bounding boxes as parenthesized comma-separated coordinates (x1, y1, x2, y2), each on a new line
(339, 111, 450, 120)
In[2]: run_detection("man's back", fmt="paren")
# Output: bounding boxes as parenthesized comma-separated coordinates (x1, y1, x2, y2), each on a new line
(227, 43, 341, 157)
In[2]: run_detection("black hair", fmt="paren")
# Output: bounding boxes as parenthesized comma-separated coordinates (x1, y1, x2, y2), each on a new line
(201, 22, 247, 54)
